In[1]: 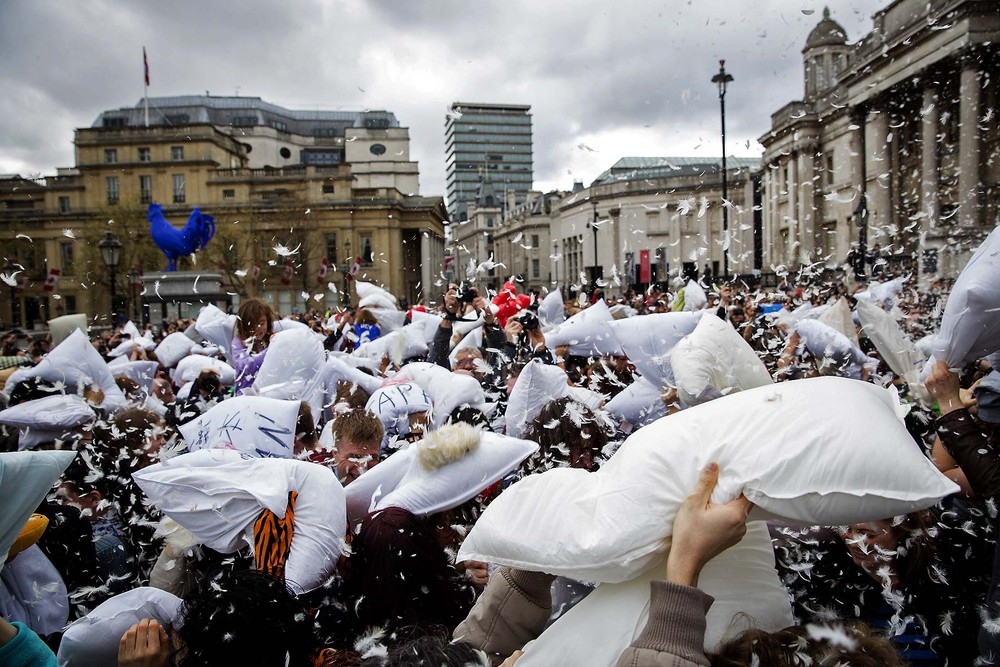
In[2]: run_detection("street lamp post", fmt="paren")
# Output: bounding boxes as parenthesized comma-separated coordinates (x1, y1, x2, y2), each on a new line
(128, 267, 142, 325)
(98, 231, 122, 325)
(587, 201, 600, 290)
(341, 239, 352, 306)
(3, 259, 17, 329)
(712, 59, 734, 279)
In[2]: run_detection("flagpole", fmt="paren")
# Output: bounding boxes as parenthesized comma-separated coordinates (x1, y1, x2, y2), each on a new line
(143, 47, 150, 128)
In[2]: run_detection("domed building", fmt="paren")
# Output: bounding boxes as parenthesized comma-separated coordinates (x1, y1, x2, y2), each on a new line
(759, 1, 1000, 287)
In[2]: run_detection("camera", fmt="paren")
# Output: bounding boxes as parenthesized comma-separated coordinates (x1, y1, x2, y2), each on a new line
(455, 284, 479, 304)
(519, 310, 539, 331)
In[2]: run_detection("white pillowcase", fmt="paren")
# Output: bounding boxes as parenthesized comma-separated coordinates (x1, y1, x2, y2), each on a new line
(683, 280, 707, 311)
(134, 450, 346, 594)
(513, 523, 793, 665)
(194, 304, 237, 361)
(538, 289, 566, 329)
(322, 356, 384, 399)
(356, 281, 398, 310)
(394, 362, 485, 427)
(818, 297, 860, 348)
(459, 376, 957, 583)
(543, 300, 622, 357)
(671, 312, 772, 406)
(179, 395, 300, 458)
(155, 332, 196, 369)
(172, 355, 236, 387)
(253, 327, 326, 419)
(609, 312, 701, 388)
(0, 394, 95, 451)
(794, 318, 869, 370)
(856, 298, 921, 378)
(603, 377, 667, 429)
(353, 326, 429, 365)
(369, 308, 407, 333)
(58, 587, 183, 667)
(108, 360, 160, 396)
(47, 314, 88, 347)
(933, 225, 1000, 367)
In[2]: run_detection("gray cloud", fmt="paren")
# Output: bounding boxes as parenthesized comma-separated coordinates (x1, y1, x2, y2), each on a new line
(0, 0, 885, 194)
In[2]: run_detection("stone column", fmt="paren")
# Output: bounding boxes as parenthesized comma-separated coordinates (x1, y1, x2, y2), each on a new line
(919, 86, 940, 289)
(958, 63, 981, 228)
(798, 146, 815, 263)
(787, 152, 798, 264)
(868, 109, 891, 244)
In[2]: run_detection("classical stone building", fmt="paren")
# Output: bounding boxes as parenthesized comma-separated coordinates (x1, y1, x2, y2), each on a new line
(759, 1, 1000, 287)
(1, 96, 446, 329)
(491, 191, 561, 295)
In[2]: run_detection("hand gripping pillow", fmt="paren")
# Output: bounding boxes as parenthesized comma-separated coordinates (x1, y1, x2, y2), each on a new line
(543, 299, 622, 357)
(458, 377, 958, 583)
(178, 395, 300, 458)
(172, 355, 236, 387)
(5, 329, 127, 413)
(511, 524, 793, 665)
(671, 312, 771, 406)
(0, 394, 95, 451)
(394, 362, 485, 427)
(538, 288, 566, 329)
(57, 587, 183, 667)
(934, 225, 1000, 367)
(133, 449, 346, 594)
(608, 312, 701, 387)
(345, 423, 537, 526)
(794, 318, 869, 371)
(194, 303, 237, 361)
(0, 450, 77, 571)
(155, 331, 197, 369)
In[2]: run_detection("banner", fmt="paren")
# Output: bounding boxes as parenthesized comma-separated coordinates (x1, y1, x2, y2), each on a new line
(44, 268, 61, 292)
(639, 250, 651, 284)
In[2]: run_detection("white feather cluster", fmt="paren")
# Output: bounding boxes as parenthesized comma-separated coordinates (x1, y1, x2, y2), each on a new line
(417, 422, 482, 471)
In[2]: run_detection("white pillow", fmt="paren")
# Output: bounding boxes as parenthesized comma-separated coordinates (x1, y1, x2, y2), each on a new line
(369, 308, 406, 333)
(0, 450, 76, 571)
(671, 312, 771, 406)
(409, 310, 445, 344)
(818, 297, 860, 348)
(47, 314, 88, 347)
(448, 328, 484, 368)
(394, 362, 485, 427)
(683, 280, 707, 311)
(504, 361, 569, 439)
(172, 355, 236, 387)
(107, 333, 156, 359)
(933, 226, 1000, 366)
(513, 523, 793, 665)
(538, 289, 565, 329)
(57, 587, 182, 667)
(322, 356, 384, 399)
(194, 304, 236, 361)
(2, 544, 68, 635)
(356, 281, 398, 310)
(0, 394, 95, 451)
(155, 332, 196, 369)
(603, 377, 667, 429)
(133, 449, 346, 594)
(868, 277, 905, 309)
(110, 360, 160, 396)
(353, 326, 429, 365)
(253, 327, 326, 419)
(609, 312, 701, 387)
(794, 318, 868, 370)
(346, 424, 536, 526)
(459, 377, 958, 583)
(5, 329, 126, 413)
(543, 300, 622, 357)
(856, 299, 921, 378)
(178, 396, 301, 458)
(365, 381, 434, 444)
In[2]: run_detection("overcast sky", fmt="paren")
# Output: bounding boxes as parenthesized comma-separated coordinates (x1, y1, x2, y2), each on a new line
(0, 0, 886, 198)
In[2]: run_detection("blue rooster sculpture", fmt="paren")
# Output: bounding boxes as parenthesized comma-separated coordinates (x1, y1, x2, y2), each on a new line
(148, 203, 216, 271)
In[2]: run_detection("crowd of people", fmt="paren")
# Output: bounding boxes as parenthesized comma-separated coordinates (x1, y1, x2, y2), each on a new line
(0, 257, 998, 666)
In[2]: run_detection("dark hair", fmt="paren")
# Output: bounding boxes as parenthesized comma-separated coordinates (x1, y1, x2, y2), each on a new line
(347, 507, 473, 637)
(175, 569, 320, 667)
(361, 629, 488, 666)
(712, 621, 904, 667)
(522, 397, 610, 474)
(236, 297, 277, 346)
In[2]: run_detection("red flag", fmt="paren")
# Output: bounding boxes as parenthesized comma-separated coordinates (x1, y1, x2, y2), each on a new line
(316, 258, 328, 284)
(143, 47, 150, 86)
(44, 268, 61, 292)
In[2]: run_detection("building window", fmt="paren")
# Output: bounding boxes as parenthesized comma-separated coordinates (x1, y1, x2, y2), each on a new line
(270, 120, 287, 132)
(60, 242, 75, 275)
(105, 149, 118, 164)
(322, 184, 335, 194)
(325, 236, 338, 265)
(360, 234, 374, 266)
(171, 146, 184, 161)
(531, 234, 539, 248)
(138, 147, 151, 162)
(370, 143, 387, 156)
(232, 116, 257, 127)
(106, 176, 119, 204)
(486, 217, 494, 228)
(172, 174, 186, 204)
(58, 196, 70, 213)
(825, 154, 835, 187)
(139, 175, 153, 204)
(223, 189, 235, 199)
(531, 258, 540, 279)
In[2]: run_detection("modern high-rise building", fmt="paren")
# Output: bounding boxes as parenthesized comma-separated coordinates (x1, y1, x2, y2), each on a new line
(445, 102, 533, 221)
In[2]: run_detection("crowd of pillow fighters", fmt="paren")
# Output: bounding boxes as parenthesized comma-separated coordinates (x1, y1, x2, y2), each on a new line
(1, 227, 1000, 666)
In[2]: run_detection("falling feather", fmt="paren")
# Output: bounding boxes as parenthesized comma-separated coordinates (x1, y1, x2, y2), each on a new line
(273, 243, 301, 257)
(62, 229, 76, 239)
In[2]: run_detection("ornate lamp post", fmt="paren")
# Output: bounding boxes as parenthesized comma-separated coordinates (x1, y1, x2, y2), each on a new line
(4, 259, 18, 329)
(712, 59, 734, 278)
(340, 239, 352, 306)
(98, 231, 122, 324)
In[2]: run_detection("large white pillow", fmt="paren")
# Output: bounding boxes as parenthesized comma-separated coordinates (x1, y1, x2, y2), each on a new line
(504, 361, 569, 439)
(409, 310, 445, 344)
(353, 326, 429, 365)
(459, 377, 958, 583)
(172, 355, 236, 387)
(394, 362, 485, 427)
(107, 332, 156, 358)
(322, 356, 384, 399)
(109, 360, 160, 396)
(538, 289, 566, 329)
(369, 308, 406, 333)
(154, 332, 196, 369)
(513, 523, 793, 665)
(194, 304, 236, 361)
(5, 329, 127, 413)
(608, 312, 701, 387)
(2, 544, 68, 635)
(178, 396, 300, 458)
(933, 225, 1000, 366)
(0, 394, 95, 451)
(543, 300, 622, 357)
(671, 312, 771, 406)
(448, 328, 484, 368)
(47, 314, 88, 347)
(356, 281, 398, 310)
(345, 424, 537, 527)
(133, 450, 346, 594)
(57, 587, 182, 667)
(603, 377, 667, 429)
(683, 280, 707, 311)
(0, 450, 76, 572)
(253, 327, 326, 419)
(818, 297, 860, 348)
(794, 318, 869, 371)
(856, 299, 921, 378)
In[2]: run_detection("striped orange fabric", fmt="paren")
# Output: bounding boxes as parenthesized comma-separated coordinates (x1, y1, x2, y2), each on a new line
(253, 490, 298, 581)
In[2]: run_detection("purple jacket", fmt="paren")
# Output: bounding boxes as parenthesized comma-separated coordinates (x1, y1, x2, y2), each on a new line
(232, 336, 267, 395)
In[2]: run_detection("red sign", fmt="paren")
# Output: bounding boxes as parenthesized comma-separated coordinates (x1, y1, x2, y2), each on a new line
(639, 249, 651, 283)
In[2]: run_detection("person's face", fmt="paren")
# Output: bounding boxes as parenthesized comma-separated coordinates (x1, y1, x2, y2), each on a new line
(843, 520, 899, 582)
(405, 412, 429, 443)
(454, 349, 482, 375)
(252, 316, 268, 341)
(333, 436, 379, 484)
(57, 483, 104, 521)
(144, 421, 167, 459)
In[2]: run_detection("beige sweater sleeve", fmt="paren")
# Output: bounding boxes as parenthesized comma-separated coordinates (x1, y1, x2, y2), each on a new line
(453, 567, 556, 666)
(615, 581, 714, 667)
